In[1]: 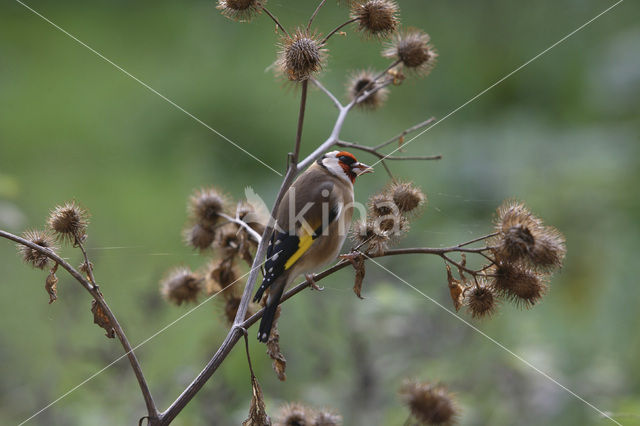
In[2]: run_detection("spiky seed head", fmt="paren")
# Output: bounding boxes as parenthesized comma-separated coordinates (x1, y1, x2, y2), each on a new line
(399, 380, 457, 426)
(351, 0, 399, 38)
(216, 224, 242, 257)
(313, 410, 342, 426)
(530, 226, 566, 269)
(18, 229, 56, 269)
(384, 29, 438, 75)
(368, 192, 397, 217)
(491, 262, 548, 308)
(47, 201, 89, 244)
(236, 202, 265, 236)
(184, 223, 216, 251)
(347, 70, 389, 109)
(350, 219, 390, 256)
(493, 200, 566, 270)
(466, 283, 497, 319)
(189, 187, 225, 227)
(160, 267, 202, 305)
(217, 0, 263, 22)
(223, 295, 255, 325)
(276, 403, 312, 426)
(208, 258, 238, 292)
(224, 296, 240, 325)
(388, 181, 426, 213)
(278, 30, 326, 82)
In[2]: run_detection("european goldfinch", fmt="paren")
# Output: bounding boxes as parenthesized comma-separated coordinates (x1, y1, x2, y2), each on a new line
(254, 151, 373, 342)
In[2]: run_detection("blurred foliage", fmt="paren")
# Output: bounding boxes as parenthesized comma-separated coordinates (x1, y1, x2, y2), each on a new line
(1, 0, 639, 425)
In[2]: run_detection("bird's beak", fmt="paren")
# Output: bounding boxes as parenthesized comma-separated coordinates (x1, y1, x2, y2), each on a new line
(352, 162, 374, 176)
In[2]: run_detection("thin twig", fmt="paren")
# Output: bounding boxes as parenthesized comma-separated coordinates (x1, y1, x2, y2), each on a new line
(458, 232, 498, 247)
(337, 140, 441, 162)
(241, 328, 256, 379)
(293, 80, 309, 164)
(75, 233, 98, 289)
(262, 7, 289, 36)
(440, 253, 482, 277)
(0, 230, 159, 422)
(310, 77, 343, 109)
(307, 0, 327, 32)
(374, 117, 437, 150)
(218, 213, 262, 243)
(321, 18, 358, 44)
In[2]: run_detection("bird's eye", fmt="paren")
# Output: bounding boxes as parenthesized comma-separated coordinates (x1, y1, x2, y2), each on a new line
(339, 155, 355, 165)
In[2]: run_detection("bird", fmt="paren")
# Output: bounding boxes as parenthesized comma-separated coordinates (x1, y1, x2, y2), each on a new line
(253, 150, 373, 342)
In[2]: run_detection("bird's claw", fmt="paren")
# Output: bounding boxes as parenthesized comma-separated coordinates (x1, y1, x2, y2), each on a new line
(305, 273, 324, 291)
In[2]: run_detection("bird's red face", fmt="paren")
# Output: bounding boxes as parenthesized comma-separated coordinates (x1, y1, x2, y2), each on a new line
(322, 150, 373, 184)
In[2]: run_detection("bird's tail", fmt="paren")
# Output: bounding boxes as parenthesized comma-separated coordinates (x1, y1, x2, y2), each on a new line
(257, 284, 284, 343)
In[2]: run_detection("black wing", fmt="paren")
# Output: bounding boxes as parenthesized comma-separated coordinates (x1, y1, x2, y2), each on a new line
(252, 204, 340, 303)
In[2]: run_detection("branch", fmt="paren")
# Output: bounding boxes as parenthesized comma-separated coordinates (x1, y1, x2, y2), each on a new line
(337, 140, 442, 162)
(218, 212, 262, 243)
(374, 117, 436, 151)
(307, 0, 327, 32)
(262, 7, 289, 36)
(321, 18, 358, 44)
(0, 230, 159, 422)
(293, 80, 309, 164)
(310, 77, 342, 109)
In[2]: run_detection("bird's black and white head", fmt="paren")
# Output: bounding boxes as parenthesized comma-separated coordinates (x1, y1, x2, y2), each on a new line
(319, 150, 373, 184)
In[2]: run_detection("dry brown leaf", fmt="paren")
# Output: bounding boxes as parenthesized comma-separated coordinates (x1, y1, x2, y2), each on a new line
(352, 255, 366, 299)
(266, 307, 287, 381)
(91, 300, 115, 338)
(446, 264, 464, 312)
(242, 375, 271, 426)
(45, 265, 58, 304)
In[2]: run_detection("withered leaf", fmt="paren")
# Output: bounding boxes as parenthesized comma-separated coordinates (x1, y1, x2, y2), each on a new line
(91, 300, 115, 338)
(446, 264, 464, 312)
(457, 253, 467, 282)
(45, 265, 58, 304)
(242, 375, 271, 426)
(266, 307, 286, 382)
(79, 260, 94, 280)
(352, 255, 366, 299)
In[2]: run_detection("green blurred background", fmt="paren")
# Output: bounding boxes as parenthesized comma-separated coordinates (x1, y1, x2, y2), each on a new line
(1, 0, 639, 424)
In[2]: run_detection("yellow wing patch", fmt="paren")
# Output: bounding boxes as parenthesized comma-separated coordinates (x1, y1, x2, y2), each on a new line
(284, 231, 314, 270)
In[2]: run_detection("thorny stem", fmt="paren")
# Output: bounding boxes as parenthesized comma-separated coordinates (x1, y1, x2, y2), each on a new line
(262, 7, 289, 36)
(322, 18, 358, 44)
(0, 230, 159, 422)
(307, 0, 327, 32)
